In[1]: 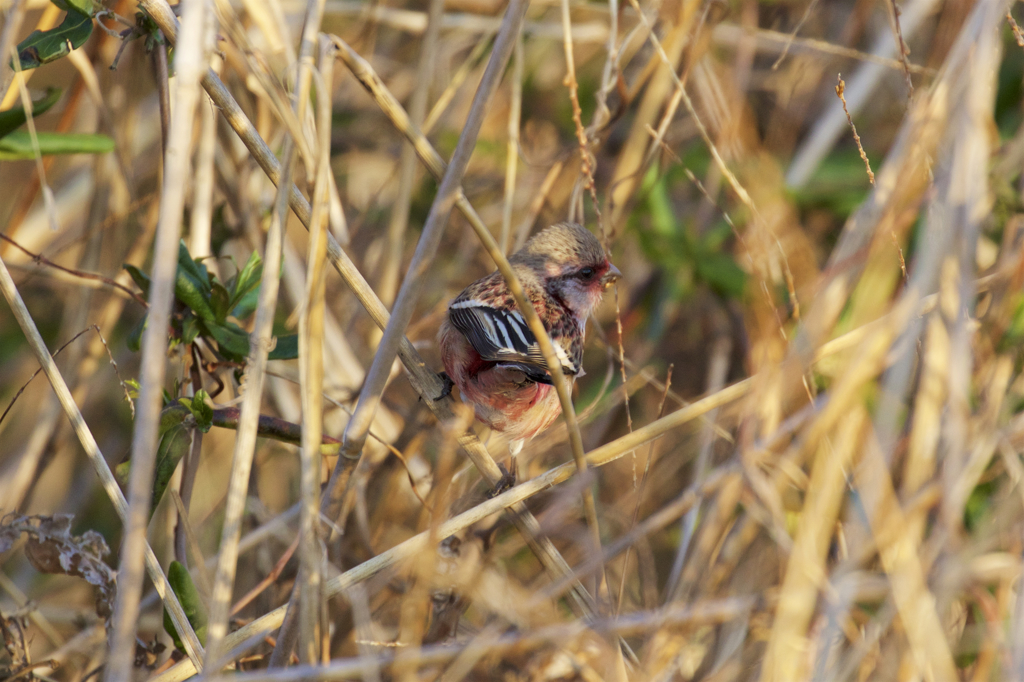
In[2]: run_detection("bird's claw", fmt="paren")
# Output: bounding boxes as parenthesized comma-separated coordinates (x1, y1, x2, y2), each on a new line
(488, 461, 517, 497)
(435, 371, 454, 401)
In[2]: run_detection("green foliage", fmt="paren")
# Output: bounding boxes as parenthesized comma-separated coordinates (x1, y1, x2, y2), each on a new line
(0, 131, 115, 159)
(124, 242, 298, 363)
(788, 149, 873, 220)
(0, 88, 60, 139)
(114, 392, 210, 514)
(163, 561, 208, 653)
(963, 473, 1000, 533)
(179, 389, 213, 434)
(14, 8, 93, 71)
(0, 86, 114, 159)
(115, 404, 190, 514)
(632, 165, 747, 302)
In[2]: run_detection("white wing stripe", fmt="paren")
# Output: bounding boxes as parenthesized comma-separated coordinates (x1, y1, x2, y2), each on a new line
(450, 298, 488, 309)
(507, 313, 531, 348)
(494, 317, 515, 351)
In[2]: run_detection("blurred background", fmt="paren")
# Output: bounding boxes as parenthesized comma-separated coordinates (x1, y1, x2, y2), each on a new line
(1, 0, 1023, 678)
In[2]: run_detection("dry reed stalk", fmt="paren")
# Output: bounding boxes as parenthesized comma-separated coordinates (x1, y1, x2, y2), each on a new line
(291, 31, 333, 666)
(378, 0, 444, 306)
(712, 23, 936, 75)
(203, 66, 296, 682)
(499, 33, 523, 256)
(857, 429, 959, 680)
(104, 0, 210, 675)
(200, 595, 754, 682)
(762, 408, 866, 681)
(421, 34, 492, 135)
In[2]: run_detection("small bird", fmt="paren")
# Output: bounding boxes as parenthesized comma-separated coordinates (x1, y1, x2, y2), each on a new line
(439, 221, 621, 458)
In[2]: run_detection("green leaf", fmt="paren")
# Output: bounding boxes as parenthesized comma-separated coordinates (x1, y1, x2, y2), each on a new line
(647, 173, 677, 236)
(0, 88, 61, 140)
(180, 315, 200, 346)
(209, 282, 231, 322)
(0, 131, 114, 159)
(228, 251, 263, 309)
(115, 404, 190, 512)
(127, 314, 147, 352)
(177, 241, 210, 287)
(14, 10, 93, 71)
(694, 251, 747, 299)
(268, 334, 298, 360)
(178, 389, 212, 433)
(204, 321, 251, 362)
(163, 561, 208, 654)
(151, 417, 191, 512)
(175, 244, 216, 322)
(51, 0, 96, 16)
(231, 286, 260, 320)
(124, 264, 151, 299)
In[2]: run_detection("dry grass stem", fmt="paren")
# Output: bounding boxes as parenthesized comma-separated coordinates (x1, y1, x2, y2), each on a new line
(835, 75, 874, 185)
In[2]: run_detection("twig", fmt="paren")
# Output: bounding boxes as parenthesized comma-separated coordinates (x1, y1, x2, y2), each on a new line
(422, 34, 493, 135)
(0, 234, 149, 307)
(203, 595, 756, 682)
(295, 22, 332, 666)
(835, 76, 875, 186)
(10, 45, 60, 233)
(0, 324, 134, 431)
(0, 326, 93, 428)
(713, 23, 936, 75)
(886, 0, 914, 96)
(1010, 12, 1024, 47)
(230, 536, 300, 617)
(770, 0, 821, 70)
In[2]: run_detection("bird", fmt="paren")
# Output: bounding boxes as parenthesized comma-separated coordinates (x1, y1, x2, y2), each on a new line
(438, 221, 621, 461)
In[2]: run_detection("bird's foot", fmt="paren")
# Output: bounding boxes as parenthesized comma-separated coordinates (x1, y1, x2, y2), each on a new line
(435, 371, 454, 401)
(488, 461, 517, 497)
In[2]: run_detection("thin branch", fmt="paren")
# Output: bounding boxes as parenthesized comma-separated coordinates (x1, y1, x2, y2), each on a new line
(835, 75, 875, 186)
(0, 234, 149, 307)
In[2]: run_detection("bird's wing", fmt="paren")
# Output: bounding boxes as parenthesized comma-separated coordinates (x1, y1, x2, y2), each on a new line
(449, 301, 580, 383)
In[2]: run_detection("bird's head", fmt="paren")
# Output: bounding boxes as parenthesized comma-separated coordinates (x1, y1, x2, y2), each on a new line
(512, 222, 621, 320)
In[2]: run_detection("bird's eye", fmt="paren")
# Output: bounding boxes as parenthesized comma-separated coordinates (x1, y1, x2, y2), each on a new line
(578, 267, 596, 280)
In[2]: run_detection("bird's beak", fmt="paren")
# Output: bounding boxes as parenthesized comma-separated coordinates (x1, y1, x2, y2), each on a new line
(602, 263, 622, 289)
